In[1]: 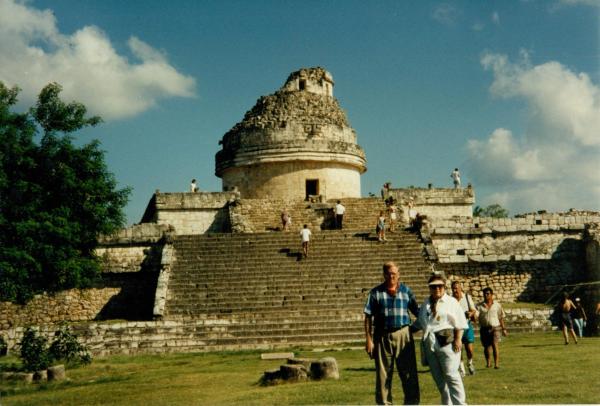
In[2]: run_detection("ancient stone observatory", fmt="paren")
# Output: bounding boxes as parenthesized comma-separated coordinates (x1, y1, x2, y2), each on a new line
(215, 67, 367, 200)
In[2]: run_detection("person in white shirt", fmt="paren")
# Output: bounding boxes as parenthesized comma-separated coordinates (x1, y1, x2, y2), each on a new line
(300, 224, 312, 258)
(190, 179, 198, 193)
(416, 274, 468, 405)
(450, 168, 461, 189)
(477, 287, 508, 368)
(334, 200, 346, 229)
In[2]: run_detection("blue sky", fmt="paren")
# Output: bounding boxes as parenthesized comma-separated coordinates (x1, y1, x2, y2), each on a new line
(1, 0, 599, 224)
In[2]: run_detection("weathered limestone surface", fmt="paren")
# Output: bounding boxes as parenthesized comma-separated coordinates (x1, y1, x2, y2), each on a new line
(389, 187, 475, 221)
(216, 67, 366, 200)
(141, 192, 238, 235)
(0, 224, 168, 330)
(429, 212, 600, 263)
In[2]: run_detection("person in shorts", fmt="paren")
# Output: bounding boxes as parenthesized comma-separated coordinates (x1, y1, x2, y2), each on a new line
(477, 287, 507, 369)
(451, 281, 477, 375)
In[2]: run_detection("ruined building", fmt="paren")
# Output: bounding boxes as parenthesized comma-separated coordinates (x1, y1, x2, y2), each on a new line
(2, 67, 599, 355)
(216, 67, 366, 200)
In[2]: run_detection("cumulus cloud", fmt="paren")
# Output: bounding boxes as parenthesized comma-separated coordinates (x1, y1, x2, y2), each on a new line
(432, 3, 461, 26)
(558, 0, 600, 7)
(0, 0, 196, 120)
(467, 52, 600, 213)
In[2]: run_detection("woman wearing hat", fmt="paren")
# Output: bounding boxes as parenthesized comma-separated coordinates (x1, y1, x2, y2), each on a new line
(416, 274, 468, 405)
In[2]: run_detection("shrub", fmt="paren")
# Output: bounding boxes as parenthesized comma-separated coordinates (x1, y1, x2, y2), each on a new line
(48, 325, 92, 366)
(19, 328, 51, 371)
(0, 335, 7, 356)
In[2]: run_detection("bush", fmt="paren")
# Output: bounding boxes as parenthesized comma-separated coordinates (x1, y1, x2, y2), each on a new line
(48, 325, 92, 366)
(19, 328, 51, 372)
(0, 335, 7, 356)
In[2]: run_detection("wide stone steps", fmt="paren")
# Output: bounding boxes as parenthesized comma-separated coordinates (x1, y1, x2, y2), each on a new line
(52, 306, 553, 356)
(159, 228, 433, 351)
(235, 198, 391, 232)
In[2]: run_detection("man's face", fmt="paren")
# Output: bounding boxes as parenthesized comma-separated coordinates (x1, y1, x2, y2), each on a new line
(384, 266, 399, 286)
(484, 291, 493, 300)
(451, 283, 462, 298)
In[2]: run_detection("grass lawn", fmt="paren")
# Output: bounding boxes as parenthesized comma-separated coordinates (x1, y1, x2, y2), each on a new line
(1, 332, 599, 405)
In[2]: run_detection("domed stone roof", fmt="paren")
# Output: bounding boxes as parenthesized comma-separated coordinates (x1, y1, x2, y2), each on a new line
(215, 67, 366, 177)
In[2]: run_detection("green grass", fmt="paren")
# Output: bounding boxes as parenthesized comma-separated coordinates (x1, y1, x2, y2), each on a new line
(1, 332, 599, 405)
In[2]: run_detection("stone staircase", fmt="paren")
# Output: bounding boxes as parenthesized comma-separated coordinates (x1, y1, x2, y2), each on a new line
(160, 229, 432, 350)
(232, 197, 392, 232)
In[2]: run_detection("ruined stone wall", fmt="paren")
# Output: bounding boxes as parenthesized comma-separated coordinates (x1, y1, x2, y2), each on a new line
(438, 260, 583, 303)
(222, 161, 361, 201)
(585, 224, 600, 281)
(429, 212, 600, 303)
(429, 212, 600, 263)
(142, 192, 238, 235)
(0, 224, 170, 331)
(388, 187, 474, 221)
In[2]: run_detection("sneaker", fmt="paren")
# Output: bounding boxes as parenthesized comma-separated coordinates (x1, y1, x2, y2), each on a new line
(468, 363, 475, 375)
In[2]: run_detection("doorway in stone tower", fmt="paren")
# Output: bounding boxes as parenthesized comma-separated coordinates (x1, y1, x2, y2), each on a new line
(305, 179, 319, 200)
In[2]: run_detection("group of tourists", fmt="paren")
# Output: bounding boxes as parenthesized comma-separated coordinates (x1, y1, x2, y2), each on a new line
(556, 292, 588, 344)
(364, 261, 508, 405)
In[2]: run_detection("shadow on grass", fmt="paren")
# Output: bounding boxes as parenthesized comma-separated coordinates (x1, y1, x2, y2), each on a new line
(344, 367, 375, 372)
(519, 343, 566, 348)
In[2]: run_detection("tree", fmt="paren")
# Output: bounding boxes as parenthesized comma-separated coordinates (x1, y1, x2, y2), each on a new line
(473, 203, 509, 218)
(0, 82, 130, 303)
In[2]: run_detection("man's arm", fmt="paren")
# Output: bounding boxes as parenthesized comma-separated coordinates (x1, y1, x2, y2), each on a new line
(364, 315, 374, 358)
(499, 304, 508, 336)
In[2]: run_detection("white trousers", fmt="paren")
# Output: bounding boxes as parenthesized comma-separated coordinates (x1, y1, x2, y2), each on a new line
(423, 333, 466, 405)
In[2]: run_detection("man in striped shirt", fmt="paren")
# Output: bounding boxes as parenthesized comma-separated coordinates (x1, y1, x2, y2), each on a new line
(364, 261, 420, 405)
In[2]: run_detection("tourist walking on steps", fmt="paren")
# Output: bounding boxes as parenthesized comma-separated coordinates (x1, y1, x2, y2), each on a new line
(335, 200, 346, 229)
(300, 224, 312, 258)
(450, 168, 461, 189)
(477, 287, 507, 369)
(573, 297, 587, 338)
(376, 211, 387, 242)
(451, 281, 478, 376)
(281, 209, 291, 231)
(364, 261, 420, 405)
(557, 292, 578, 344)
(416, 274, 468, 405)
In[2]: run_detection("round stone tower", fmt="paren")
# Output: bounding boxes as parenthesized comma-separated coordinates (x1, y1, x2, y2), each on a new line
(215, 67, 367, 200)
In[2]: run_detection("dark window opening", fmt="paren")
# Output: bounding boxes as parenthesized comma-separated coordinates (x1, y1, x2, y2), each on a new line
(299, 79, 306, 90)
(457, 249, 466, 256)
(536, 219, 542, 225)
(306, 179, 319, 199)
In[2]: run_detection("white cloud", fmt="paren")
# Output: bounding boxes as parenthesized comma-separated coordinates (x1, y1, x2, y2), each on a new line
(558, 0, 600, 7)
(432, 3, 461, 26)
(0, 0, 196, 120)
(491, 11, 500, 25)
(467, 53, 600, 213)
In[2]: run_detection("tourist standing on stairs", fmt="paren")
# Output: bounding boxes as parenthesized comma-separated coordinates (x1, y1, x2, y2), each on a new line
(281, 209, 291, 231)
(388, 200, 398, 233)
(300, 224, 312, 258)
(376, 211, 387, 242)
(335, 200, 346, 229)
(450, 168, 461, 189)
(364, 261, 420, 405)
(572, 297, 587, 338)
(477, 287, 508, 368)
(416, 274, 468, 405)
(451, 281, 478, 376)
